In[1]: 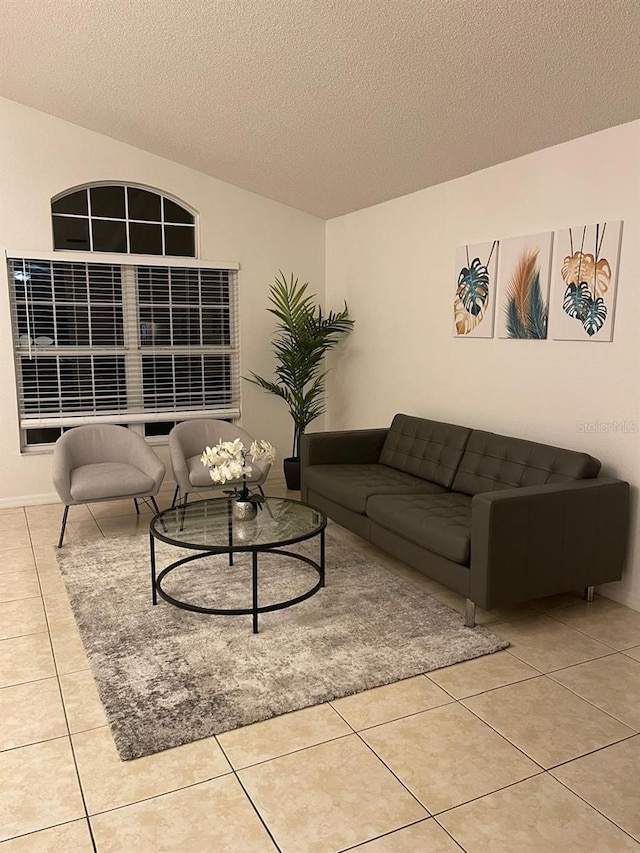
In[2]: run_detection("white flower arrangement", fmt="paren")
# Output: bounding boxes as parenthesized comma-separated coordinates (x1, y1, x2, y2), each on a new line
(200, 438, 276, 500)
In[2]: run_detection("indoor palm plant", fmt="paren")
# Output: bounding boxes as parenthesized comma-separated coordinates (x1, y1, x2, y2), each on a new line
(246, 271, 354, 489)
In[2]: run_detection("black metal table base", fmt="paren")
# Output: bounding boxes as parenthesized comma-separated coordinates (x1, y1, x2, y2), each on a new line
(150, 532, 325, 634)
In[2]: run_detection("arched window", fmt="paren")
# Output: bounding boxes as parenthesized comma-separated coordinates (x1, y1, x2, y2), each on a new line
(51, 184, 196, 257)
(7, 186, 239, 449)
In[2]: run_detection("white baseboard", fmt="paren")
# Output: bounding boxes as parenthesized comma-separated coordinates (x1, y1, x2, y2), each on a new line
(598, 585, 640, 613)
(0, 474, 288, 510)
(0, 492, 62, 509)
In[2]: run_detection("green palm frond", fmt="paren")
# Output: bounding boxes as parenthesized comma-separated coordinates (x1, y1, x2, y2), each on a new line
(526, 271, 547, 339)
(503, 266, 547, 339)
(245, 271, 355, 456)
(505, 299, 525, 338)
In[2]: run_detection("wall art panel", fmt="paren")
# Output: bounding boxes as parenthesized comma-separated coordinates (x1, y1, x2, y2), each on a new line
(496, 231, 553, 339)
(550, 221, 623, 341)
(453, 240, 498, 338)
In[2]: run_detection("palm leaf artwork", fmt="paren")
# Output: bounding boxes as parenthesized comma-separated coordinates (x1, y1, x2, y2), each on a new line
(503, 248, 548, 339)
(455, 255, 491, 335)
(246, 272, 354, 458)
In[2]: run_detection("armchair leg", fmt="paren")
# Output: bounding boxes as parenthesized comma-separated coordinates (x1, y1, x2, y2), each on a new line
(258, 485, 266, 497)
(171, 485, 179, 508)
(464, 598, 476, 628)
(57, 506, 69, 549)
(584, 585, 595, 603)
(150, 496, 160, 516)
(134, 498, 140, 515)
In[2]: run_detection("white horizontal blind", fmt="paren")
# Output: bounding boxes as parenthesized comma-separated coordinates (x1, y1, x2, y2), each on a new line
(7, 258, 239, 445)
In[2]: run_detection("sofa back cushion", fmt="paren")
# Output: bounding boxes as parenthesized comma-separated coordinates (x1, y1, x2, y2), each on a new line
(452, 430, 602, 496)
(379, 414, 472, 489)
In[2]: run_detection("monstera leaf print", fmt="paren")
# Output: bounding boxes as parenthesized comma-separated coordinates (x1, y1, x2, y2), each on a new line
(455, 257, 491, 335)
(562, 282, 591, 321)
(562, 283, 607, 336)
(581, 296, 607, 336)
(457, 257, 490, 317)
(562, 252, 611, 299)
(560, 244, 613, 338)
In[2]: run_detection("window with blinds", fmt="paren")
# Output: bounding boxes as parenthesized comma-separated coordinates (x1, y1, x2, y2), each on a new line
(7, 258, 239, 448)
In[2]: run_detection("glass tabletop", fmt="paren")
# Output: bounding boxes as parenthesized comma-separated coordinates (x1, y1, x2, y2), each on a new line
(150, 496, 326, 551)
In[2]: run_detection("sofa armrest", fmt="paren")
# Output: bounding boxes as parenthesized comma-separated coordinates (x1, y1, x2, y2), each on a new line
(470, 478, 630, 610)
(301, 429, 389, 467)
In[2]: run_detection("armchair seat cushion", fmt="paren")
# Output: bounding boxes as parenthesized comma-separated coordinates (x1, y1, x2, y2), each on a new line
(169, 419, 271, 499)
(185, 454, 267, 488)
(186, 455, 218, 488)
(70, 463, 156, 502)
(367, 492, 473, 565)
(304, 463, 447, 514)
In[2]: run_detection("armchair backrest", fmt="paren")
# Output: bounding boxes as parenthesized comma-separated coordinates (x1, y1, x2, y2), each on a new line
(169, 419, 257, 458)
(169, 419, 272, 492)
(52, 424, 165, 505)
(56, 424, 149, 467)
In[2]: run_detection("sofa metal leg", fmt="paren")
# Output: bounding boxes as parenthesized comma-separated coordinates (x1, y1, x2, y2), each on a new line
(57, 506, 69, 549)
(584, 585, 595, 603)
(464, 598, 476, 628)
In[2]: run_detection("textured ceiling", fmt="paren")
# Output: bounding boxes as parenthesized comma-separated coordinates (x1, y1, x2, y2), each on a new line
(1, 0, 639, 219)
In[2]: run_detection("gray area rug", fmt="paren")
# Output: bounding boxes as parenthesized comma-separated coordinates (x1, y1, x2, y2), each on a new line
(56, 532, 508, 760)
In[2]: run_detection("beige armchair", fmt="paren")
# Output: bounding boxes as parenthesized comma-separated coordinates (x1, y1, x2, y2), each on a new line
(169, 419, 271, 507)
(53, 424, 165, 547)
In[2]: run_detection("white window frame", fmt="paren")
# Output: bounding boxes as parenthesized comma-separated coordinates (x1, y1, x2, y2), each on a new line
(6, 250, 240, 453)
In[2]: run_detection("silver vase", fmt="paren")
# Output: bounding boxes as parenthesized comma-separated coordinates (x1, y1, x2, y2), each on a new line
(232, 499, 258, 521)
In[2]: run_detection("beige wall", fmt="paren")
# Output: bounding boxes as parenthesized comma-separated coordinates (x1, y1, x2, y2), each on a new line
(325, 121, 640, 610)
(0, 97, 326, 502)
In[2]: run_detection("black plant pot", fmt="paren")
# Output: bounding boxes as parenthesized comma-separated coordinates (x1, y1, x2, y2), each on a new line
(283, 457, 301, 491)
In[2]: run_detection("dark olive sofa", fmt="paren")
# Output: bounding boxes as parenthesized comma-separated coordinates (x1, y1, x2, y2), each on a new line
(300, 414, 629, 626)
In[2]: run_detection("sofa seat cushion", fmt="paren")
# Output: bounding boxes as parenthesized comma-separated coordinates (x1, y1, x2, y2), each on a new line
(303, 464, 447, 514)
(367, 492, 472, 565)
(70, 463, 155, 502)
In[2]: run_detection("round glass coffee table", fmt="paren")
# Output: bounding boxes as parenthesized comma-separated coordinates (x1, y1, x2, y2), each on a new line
(149, 496, 327, 633)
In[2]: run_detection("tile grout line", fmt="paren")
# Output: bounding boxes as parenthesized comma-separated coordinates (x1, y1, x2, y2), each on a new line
(457, 675, 633, 770)
(455, 655, 638, 735)
(336, 816, 448, 852)
(547, 767, 640, 846)
(28, 522, 99, 853)
(545, 668, 640, 733)
(544, 604, 636, 651)
(215, 736, 284, 853)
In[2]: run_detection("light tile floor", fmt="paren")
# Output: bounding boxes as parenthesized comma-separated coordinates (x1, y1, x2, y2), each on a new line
(1, 488, 639, 852)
